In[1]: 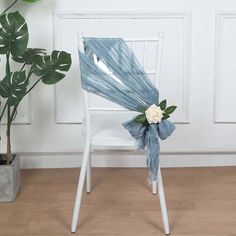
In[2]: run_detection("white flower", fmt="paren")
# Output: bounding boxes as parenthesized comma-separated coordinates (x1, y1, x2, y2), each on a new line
(145, 104, 163, 124)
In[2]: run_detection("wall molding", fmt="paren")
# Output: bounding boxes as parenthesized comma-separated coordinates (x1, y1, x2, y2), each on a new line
(14, 143, 236, 155)
(214, 11, 236, 123)
(53, 11, 191, 124)
(55, 11, 190, 19)
(20, 151, 236, 169)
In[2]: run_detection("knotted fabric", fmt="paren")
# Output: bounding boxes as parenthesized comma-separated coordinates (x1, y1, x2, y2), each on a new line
(79, 38, 175, 181)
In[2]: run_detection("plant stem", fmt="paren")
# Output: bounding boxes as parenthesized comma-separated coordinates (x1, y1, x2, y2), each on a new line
(5, 68, 40, 163)
(25, 66, 33, 81)
(8, 66, 35, 126)
(20, 62, 27, 72)
(8, 67, 35, 125)
(1, 0, 19, 15)
(10, 105, 17, 122)
(6, 135, 11, 164)
(0, 102, 8, 121)
(5, 53, 11, 164)
(6, 105, 11, 164)
(25, 77, 41, 95)
(6, 53, 10, 75)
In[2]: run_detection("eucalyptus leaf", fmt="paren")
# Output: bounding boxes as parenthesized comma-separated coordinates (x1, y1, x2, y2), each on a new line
(12, 48, 46, 64)
(33, 50, 72, 84)
(165, 106, 177, 115)
(133, 113, 146, 124)
(0, 71, 29, 106)
(162, 113, 170, 120)
(159, 99, 167, 110)
(0, 11, 28, 57)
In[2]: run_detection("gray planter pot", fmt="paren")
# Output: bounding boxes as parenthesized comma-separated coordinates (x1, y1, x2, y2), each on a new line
(0, 154, 20, 202)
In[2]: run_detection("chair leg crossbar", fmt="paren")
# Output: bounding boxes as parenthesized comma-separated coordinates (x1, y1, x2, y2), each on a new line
(71, 152, 170, 235)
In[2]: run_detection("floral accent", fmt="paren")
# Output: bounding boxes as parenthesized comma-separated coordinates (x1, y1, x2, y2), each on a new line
(133, 99, 177, 125)
(145, 104, 163, 124)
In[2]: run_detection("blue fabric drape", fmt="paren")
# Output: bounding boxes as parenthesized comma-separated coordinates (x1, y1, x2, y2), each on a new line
(79, 37, 175, 181)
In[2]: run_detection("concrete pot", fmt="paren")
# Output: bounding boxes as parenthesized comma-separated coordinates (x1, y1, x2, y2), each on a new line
(0, 154, 20, 202)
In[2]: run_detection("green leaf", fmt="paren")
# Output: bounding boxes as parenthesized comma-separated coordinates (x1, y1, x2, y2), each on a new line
(0, 71, 29, 106)
(133, 114, 146, 124)
(165, 106, 177, 115)
(12, 48, 46, 64)
(33, 50, 72, 84)
(159, 99, 167, 110)
(0, 11, 28, 57)
(162, 113, 170, 120)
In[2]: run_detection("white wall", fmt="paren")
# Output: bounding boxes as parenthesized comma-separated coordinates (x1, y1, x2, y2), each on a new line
(1, 0, 236, 168)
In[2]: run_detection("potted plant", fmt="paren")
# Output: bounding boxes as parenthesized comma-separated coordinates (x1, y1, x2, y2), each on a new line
(0, 0, 72, 202)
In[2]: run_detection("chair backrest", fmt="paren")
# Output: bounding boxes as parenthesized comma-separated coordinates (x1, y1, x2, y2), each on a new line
(78, 33, 164, 139)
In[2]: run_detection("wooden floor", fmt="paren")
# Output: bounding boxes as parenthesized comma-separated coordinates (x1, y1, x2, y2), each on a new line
(0, 167, 236, 236)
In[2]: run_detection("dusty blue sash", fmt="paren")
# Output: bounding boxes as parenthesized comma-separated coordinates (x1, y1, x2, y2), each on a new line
(79, 38, 175, 181)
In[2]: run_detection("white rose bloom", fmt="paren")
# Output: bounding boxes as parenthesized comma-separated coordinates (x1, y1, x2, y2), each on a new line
(145, 104, 163, 124)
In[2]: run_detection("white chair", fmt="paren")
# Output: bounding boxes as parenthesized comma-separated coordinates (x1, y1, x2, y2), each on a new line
(71, 33, 170, 235)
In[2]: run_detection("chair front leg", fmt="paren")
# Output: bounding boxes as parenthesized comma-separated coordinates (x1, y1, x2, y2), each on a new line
(157, 168, 170, 235)
(86, 151, 91, 193)
(71, 142, 91, 233)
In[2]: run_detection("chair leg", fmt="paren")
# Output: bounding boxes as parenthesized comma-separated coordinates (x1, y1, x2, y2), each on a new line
(71, 142, 91, 233)
(152, 181, 157, 195)
(86, 152, 91, 193)
(157, 168, 170, 235)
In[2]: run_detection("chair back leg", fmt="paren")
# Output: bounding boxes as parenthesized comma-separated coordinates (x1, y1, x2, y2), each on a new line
(71, 142, 91, 233)
(152, 181, 157, 194)
(157, 168, 170, 235)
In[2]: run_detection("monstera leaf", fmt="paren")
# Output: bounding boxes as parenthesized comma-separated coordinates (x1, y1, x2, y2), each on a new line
(0, 11, 28, 57)
(33, 50, 72, 84)
(12, 48, 46, 64)
(0, 71, 29, 106)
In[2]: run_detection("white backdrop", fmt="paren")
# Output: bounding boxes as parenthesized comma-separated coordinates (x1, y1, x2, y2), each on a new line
(0, 0, 236, 168)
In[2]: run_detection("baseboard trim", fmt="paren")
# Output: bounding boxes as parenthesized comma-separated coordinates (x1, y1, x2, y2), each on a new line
(20, 152, 236, 169)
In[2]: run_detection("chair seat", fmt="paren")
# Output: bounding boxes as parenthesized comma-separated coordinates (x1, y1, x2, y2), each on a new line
(91, 136, 136, 150)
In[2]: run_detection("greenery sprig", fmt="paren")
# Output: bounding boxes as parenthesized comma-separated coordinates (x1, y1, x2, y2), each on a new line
(159, 99, 177, 120)
(134, 99, 177, 125)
